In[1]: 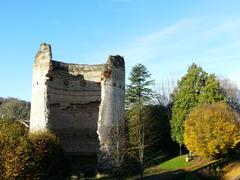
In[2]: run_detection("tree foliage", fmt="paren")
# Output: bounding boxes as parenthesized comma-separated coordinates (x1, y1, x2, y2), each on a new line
(220, 78, 240, 114)
(184, 102, 240, 159)
(126, 64, 154, 108)
(170, 63, 225, 152)
(0, 121, 28, 177)
(0, 97, 30, 121)
(125, 64, 154, 178)
(137, 105, 177, 159)
(126, 105, 158, 175)
(27, 131, 67, 179)
(153, 79, 176, 106)
(0, 121, 67, 179)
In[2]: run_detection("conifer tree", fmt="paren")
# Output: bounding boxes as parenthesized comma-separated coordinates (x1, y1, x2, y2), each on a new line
(170, 63, 225, 155)
(126, 64, 154, 108)
(125, 64, 154, 178)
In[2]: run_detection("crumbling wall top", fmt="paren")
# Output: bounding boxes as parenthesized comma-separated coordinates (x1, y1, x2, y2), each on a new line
(35, 43, 52, 63)
(51, 60, 106, 75)
(107, 55, 125, 69)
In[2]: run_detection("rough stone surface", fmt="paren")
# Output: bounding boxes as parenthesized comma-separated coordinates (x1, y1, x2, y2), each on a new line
(30, 43, 125, 169)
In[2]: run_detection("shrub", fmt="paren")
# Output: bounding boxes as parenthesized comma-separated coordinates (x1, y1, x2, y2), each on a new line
(2, 137, 31, 178)
(0, 121, 28, 178)
(184, 102, 240, 159)
(27, 131, 67, 179)
(0, 120, 28, 141)
(0, 121, 67, 179)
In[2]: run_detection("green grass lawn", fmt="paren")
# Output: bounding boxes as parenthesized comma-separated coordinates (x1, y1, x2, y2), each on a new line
(159, 154, 192, 170)
(144, 154, 217, 179)
(144, 154, 191, 176)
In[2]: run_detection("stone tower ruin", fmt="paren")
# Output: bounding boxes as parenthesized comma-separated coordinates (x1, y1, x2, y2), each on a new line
(30, 43, 125, 169)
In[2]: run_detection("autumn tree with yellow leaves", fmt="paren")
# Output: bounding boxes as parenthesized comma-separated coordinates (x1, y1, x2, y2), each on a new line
(184, 102, 240, 159)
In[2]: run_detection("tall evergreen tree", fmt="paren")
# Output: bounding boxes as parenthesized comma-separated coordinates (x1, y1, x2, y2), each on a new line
(170, 63, 225, 155)
(199, 74, 225, 103)
(126, 64, 154, 108)
(125, 64, 154, 178)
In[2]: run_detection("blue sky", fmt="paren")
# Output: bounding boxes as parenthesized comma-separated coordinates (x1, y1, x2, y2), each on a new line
(0, 0, 240, 101)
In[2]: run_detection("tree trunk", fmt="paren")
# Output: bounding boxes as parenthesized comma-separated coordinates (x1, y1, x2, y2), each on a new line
(179, 144, 182, 156)
(140, 167, 143, 179)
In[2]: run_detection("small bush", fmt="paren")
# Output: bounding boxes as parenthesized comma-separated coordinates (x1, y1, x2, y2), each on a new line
(27, 131, 67, 179)
(2, 137, 31, 178)
(0, 121, 67, 179)
(0, 120, 28, 141)
(0, 121, 28, 177)
(184, 102, 240, 159)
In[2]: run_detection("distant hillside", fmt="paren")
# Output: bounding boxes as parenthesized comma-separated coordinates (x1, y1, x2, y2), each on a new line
(0, 97, 30, 121)
(0, 97, 4, 103)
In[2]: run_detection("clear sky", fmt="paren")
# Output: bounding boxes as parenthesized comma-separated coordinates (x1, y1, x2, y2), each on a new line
(0, 0, 240, 101)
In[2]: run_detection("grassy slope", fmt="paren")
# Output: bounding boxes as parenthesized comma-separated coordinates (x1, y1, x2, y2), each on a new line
(144, 154, 191, 176)
(144, 154, 213, 178)
(159, 155, 192, 169)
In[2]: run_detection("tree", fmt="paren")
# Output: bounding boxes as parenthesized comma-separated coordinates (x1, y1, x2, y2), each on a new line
(184, 102, 240, 159)
(220, 78, 240, 114)
(0, 98, 30, 121)
(0, 121, 28, 177)
(101, 118, 126, 177)
(153, 79, 176, 106)
(199, 74, 225, 103)
(170, 63, 225, 155)
(140, 105, 178, 162)
(27, 131, 67, 179)
(126, 64, 154, 108)
(125, 64, 154, 178)
(0, 121, 67, 179)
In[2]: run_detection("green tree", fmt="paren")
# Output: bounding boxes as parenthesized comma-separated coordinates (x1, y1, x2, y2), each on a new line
(0, 121, 67, 179)
(170, 63, 225, 155)
(125, 64, 154, 178)
(184, 102, 240, 159)
(199, 74, 225, 103)
(137, 105, 176, 163)
(27, 131, 67, 179)
(0, 121, 29, 178)
(0, 98, 30, 121)
(126, 64, 154, 108)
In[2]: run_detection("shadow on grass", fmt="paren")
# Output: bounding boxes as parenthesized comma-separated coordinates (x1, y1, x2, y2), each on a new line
(143, 169, 221, 180)
(185, 170, 221, 180)
(143, 169, 186, 180)
(66, 153, 97, 178)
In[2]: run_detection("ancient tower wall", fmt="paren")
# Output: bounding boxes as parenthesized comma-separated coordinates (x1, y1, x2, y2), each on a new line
(46, 62, 104, 154)
(30, 43, 125, 167)
(97, 57, 125, 167)
(30, 44, 52, 131)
